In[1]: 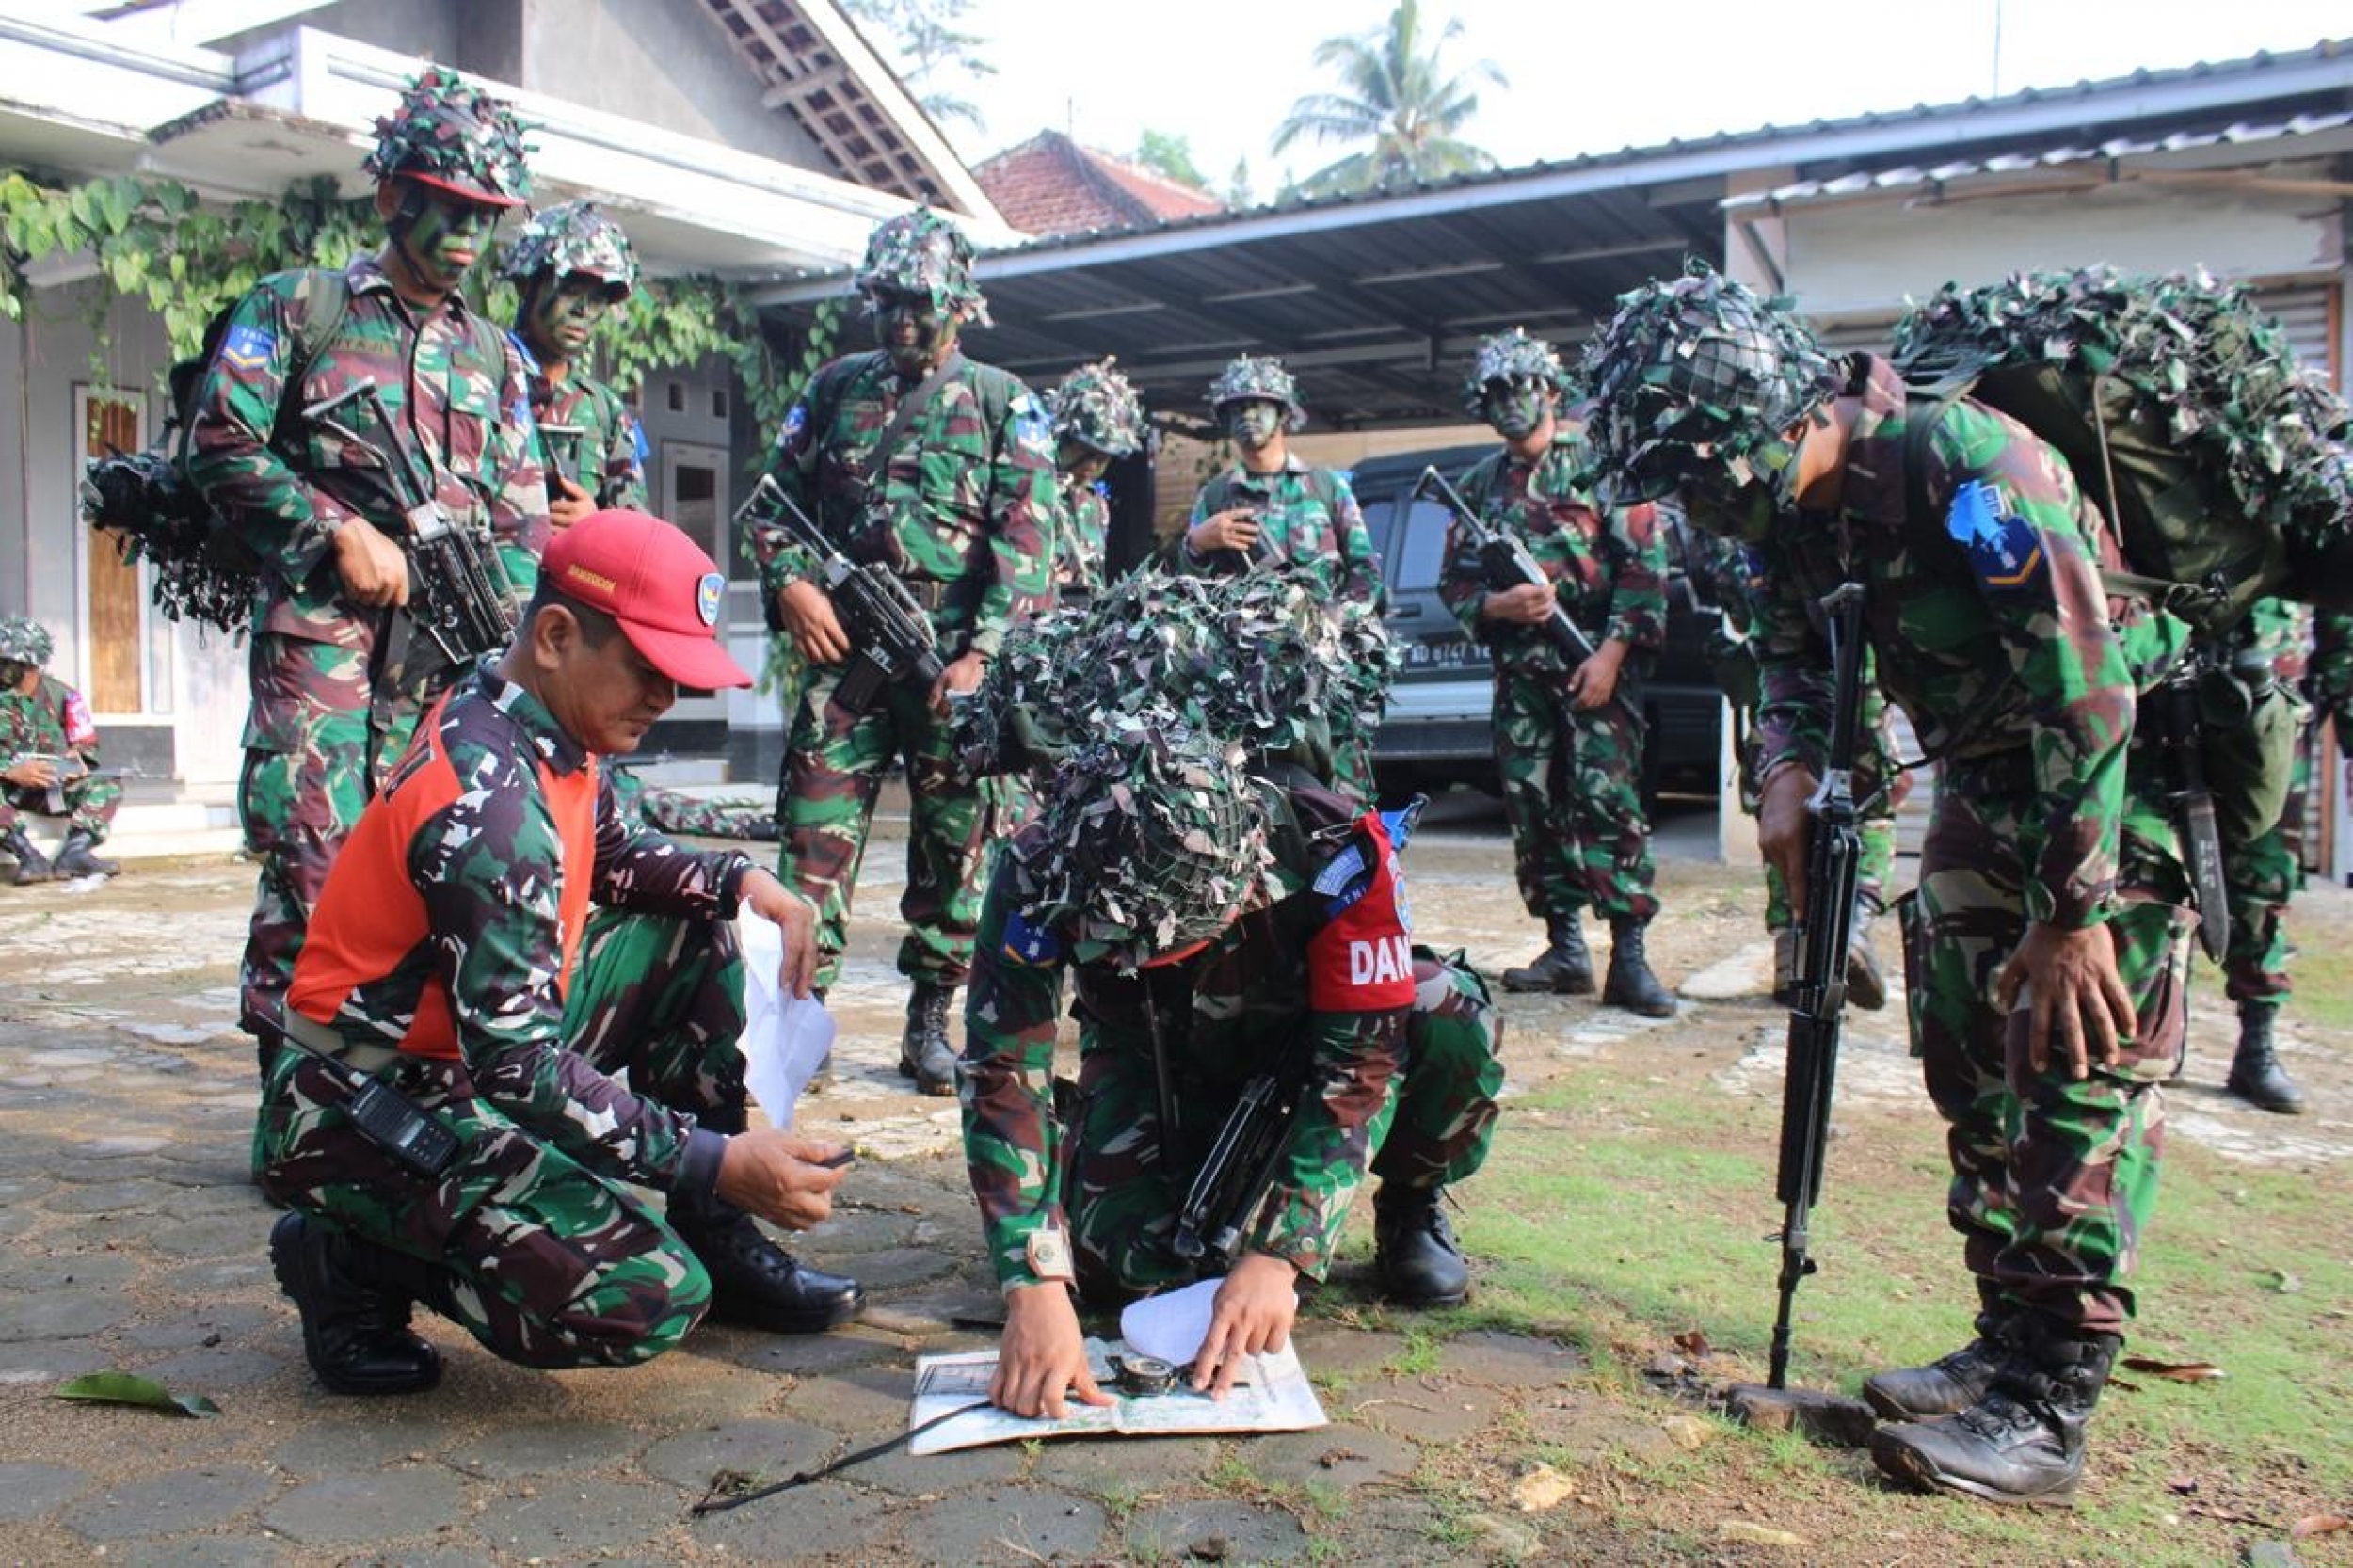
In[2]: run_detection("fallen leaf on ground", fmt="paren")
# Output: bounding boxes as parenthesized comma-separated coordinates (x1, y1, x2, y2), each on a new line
(1673, 1329, 1712, 1357)
(1718, 1521, 1809, 1549)
(2121, 1357, 2226, 1382)
(1513, 1464, 1577, 1512)
(2293, 1514, 2350, 1539)
(51, 1370, 219, 1418)
(2167, 1476, 2200, 1495)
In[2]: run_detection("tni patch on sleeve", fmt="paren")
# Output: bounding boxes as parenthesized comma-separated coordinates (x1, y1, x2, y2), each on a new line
(1946, 479, 2045, 592)
(218, 324, 276, 373)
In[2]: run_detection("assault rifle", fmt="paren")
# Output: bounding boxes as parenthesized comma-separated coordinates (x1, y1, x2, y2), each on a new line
(1171, 1032, 1315, 1269)
(1768, 582, 1869, 1389)
(2, 753, 148, 815)
(536, 422, 591, 501)
(735, 474, 944, 713)
(2145, 666, 2233, 963)
(1412, 466, 1601, 665)
(303, 379, 520, 666)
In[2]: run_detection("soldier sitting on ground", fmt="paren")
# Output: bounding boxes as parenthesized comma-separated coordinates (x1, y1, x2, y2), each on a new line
(262, 509, 860, 1397)
(0, 616, 123, 884)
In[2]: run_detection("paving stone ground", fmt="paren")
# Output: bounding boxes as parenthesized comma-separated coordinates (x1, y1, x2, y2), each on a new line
(0, 798, 2343, 1565)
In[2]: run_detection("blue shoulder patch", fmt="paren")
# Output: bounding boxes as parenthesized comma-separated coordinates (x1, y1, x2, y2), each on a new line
(1014, 405, 1055, 457)
(776, 402, 808, 448)
(1092, 479, 1111, 499)
(1000, 906, 1063, 967)
(631, 421, 650, 464)
(218, 323, 276, 374)
(1946, 479, 2046, 593)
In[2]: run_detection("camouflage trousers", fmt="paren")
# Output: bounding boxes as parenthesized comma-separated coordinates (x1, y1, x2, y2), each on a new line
(609, 768, 778, 841)
(1067, 949, 1503, 1304)
(1898, 750, 2194, 1336)
(777, 666, 990, 992)
(2219, 721, 2316, 1005)
(0, 775, 122, 841)
(238, 623, 458, 1038)
(256, 908, 747, 1368)
(1493, 667, 1656, 923)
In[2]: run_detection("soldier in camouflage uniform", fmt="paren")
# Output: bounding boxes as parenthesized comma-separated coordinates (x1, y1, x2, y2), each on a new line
(1586, 268, 2196, 1506)
(1044, 358, 1146, 607)
(0, 617, 123, 883)
(1439, 329, 1673, 1016)
(1685, 531, 1899, 1008)
(747, 208, 1056, 1097)
(185, 68, 548, 1058)
(1178, 356, 1385, 803)
(261, 511, 860, 1395)
(2203, 600, 2353, 1112)
(962, 715, 1502, 1417)
(502, 200, 649, 521)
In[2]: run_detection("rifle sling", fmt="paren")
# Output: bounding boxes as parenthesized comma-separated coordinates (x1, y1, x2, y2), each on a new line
(863, 351, 966, 493)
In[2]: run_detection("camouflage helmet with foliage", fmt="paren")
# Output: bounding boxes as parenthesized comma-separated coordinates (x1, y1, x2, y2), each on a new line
(1580, 262, 1839, 504)
(853, 206, 990, 325)
(1207, 354, 1305, 429)
(501, 200, 638, 298)
(1048, 358, 1147, 457)
(1013, 710, 1269, 968)
(1460, 327, 1571, 419)
(363, 66, 533, 208)
(0, 616, 52, 669)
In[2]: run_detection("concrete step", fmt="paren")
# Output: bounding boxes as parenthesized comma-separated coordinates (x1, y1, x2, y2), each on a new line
(11, 793, 244, 865)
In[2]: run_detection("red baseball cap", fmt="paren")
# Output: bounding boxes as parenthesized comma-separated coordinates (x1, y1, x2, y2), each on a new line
(543, 509, 750, 690)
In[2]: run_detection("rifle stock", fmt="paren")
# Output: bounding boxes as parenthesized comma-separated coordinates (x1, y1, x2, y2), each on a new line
(1767, 581, 1867, 1390)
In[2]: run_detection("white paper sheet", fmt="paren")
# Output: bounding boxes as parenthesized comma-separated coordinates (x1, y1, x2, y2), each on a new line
(738, 913, 836, 1128)
(907, 1336, 1326, 1455)
(1119, 1276, 1224, 1367)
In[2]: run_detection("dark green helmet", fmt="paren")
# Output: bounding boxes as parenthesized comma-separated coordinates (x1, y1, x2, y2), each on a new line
(854, 206, 990, 325)
(363, 65, 532, 208)
(1048, 358, 1146, 457)
(1014, 711, 1268, 968)
(1460, 327, 1571, 419)
(0, 616, 51, 667)
(1580, 263, 1838, 504)
(1207, 354, 1304, 429)
(501, 200, 638, 298)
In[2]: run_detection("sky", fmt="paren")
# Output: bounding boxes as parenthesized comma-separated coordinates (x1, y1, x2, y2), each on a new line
(891, 0, 2352, 201)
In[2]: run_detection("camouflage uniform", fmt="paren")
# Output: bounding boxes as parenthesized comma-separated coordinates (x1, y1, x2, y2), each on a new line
(261, 668, 760, 1368)
(2216, 598, 2314, 1007)
(0, 619, 121, 861)
(747, 352, 1055, 993)
(1043, 358, 1145, 607)
(608, 766, 778, 841)
(185, 73, 545, 1038)
(503, 200, 648, 511)
(1440, 425, 1668, 924)
(1738, 357, 2193, 1336)
(961, 773, 1501, 1301)
(1050, 472, 1112, 604)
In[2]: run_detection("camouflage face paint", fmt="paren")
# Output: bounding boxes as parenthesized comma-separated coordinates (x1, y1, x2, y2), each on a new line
(866, 284, 955, 376)
(1225, 400, 1282, 452)
(1059, 442, 1111, 485)
(390, 184, 500, 295)
(1481, 379, 1549, 440)
(524, 275, 613, 366)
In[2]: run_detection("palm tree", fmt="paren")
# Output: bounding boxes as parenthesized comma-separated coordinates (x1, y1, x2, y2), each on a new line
(1273, 1, 1506, 197)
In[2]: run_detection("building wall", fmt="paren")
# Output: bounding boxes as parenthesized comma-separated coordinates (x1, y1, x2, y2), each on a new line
(218, 0, 466, 63)
(520, 0, 825, 168)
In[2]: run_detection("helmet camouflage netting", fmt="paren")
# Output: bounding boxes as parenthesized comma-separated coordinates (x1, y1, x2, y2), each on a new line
(1013, 710, 1270, 966)
(1048, 358, 1146, 456)
(1460, 327, 1572, 419)
(1207, 354, 1305, 429)
(0, 616, 51, 667)
(363, 65, 533, 207)
(853, 207, 990, 325)
(501, 200, 639, 296)
(1581, 262, 1839, 503)
(951, 561, 1398, 787)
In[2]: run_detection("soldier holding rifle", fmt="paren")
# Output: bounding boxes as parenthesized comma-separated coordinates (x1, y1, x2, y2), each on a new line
(502, 200, 649, 522)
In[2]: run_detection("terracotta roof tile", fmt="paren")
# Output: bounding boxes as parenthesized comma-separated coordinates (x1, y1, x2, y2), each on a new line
(975, 130, 1222, 236)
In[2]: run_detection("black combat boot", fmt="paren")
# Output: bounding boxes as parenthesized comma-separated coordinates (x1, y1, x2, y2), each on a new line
(2226, 1002, 2304, 1114)
(1501, 911, 1593, 995)
(1871, 1313, 2121, 1506)
(1864, 1305, 2015, 1421)
(1601, 919, 1675, 1017)
(1373, 1184, 1470, 1307)
(3, 826, 50, 885)
(672, 1199, 865, 1334)
(50, 830, 119, 879)
(270, 1212, 442, 1395)
(898, 982, 959, 1096)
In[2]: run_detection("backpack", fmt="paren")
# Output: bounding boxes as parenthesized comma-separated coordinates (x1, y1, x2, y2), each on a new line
(81, 268, 354, 635)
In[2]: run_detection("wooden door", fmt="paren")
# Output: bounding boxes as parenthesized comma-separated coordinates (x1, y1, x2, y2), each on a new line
(82, 390, 145, 712)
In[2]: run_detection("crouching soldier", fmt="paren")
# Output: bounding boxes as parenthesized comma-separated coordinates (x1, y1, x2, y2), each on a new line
(0, 616, 123, 882)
